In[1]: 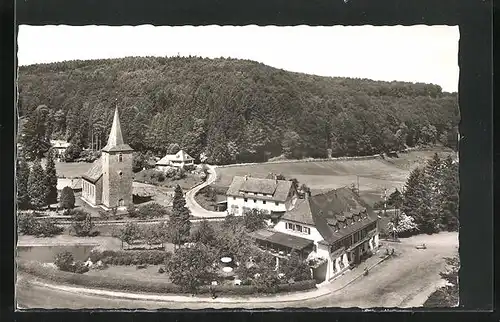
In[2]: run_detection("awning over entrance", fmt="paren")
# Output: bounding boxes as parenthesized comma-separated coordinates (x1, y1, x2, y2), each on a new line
(248, 229, 314, 251)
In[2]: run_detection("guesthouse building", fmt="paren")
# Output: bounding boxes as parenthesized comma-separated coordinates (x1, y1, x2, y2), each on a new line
(226, 175, 298, 217)
(248, 187, 380, 282)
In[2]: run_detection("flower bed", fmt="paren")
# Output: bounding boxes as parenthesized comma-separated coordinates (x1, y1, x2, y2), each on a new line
(18, 259, 317, 296)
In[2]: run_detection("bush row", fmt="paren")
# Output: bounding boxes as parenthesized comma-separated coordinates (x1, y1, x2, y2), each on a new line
(18, 259, 317, 296)
(89, 250, 173, 266)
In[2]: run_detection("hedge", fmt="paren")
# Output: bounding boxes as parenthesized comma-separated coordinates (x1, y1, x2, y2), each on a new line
(17, 259, 317, 296)
(89, 250, 173, 266)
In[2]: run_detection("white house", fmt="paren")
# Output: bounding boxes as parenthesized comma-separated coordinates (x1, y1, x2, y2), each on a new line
(248, 187, 380, 283)
(50, 140, 71, 161)
(156, 149, 195, 170)
(226, 175, 298, 217)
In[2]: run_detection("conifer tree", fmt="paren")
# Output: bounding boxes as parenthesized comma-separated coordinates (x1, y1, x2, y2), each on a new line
(170, 185, 191, 248)
(402, 167, 438, 234)
(27, 159, 47, 209)
(45, 148, 58, 206)
(16, 156, 31, 210)
(439, 156, 459, 231)
(424, 153, 443, 230)
(59, 186, 75, 209)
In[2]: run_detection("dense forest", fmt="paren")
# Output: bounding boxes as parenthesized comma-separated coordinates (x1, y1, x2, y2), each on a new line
(17, 56, 459, 164)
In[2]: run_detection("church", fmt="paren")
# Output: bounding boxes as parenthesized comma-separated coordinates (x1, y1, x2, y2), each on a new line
(81, 108, 134, 210)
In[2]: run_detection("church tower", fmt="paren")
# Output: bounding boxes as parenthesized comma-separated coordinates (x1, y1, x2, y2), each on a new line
(101, 107, 134, 209)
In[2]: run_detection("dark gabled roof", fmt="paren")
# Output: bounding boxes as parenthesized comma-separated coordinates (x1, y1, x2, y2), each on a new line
(101, 108, 134, 153)
(82, 157, 103, 183)
(248, 229, 314, 250)
(226, 176, 293, 202)
(281, 187, 378, 245)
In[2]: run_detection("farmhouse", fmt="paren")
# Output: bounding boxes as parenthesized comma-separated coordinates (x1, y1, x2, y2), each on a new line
(248, 187, 380, 282)
(50, 140, 71, 161)
(226, 175, 298, 216)
(156, 149, 195, 170)
(81, 108, 134, 210)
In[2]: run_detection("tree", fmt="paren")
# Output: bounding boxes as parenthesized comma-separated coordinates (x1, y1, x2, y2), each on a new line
(117, 222, 141, 249)
(63, 143, 82, 162)
(45, 148, 58, 206)
(166, 143, 181, 154)
(169, 185, 191, 248)
(387, 188, 404, 209)
(402, 167, 438, 234)
(27, 159, 47, 209)
(243, 208, 266, 232)
(439, 156, 459, 231)
(280, 251, 311, 282)
(59, 186, 75, 209)
(387, 213, 419, 237)
(19, 106, 51, 160)
(166, 243, 216, 293)
(282, 130, 302, 159)
(424, 256, 459, 307)
(71, 210, 95, 237)
(190, 219, 217, 247)
(16, 157, 30, 210)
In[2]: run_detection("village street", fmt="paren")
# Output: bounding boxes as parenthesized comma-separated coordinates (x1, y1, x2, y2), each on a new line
(16, 232, 457, 309)
(184, 165, 227, 218)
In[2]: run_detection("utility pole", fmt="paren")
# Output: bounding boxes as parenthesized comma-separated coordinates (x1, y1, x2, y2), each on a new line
(383, 187, 387, 218)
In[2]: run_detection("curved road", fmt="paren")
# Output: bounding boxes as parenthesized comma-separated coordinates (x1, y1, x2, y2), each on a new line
(185, 165, 227, 218)
(16, 232, 458, 309)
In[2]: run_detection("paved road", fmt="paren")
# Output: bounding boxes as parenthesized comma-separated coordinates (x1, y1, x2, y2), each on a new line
(184, 165, 227, 218)
(16, 232, 458, 309)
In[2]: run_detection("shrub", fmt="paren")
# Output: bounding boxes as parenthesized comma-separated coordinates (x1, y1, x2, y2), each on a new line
(72, 260, 90, 274)
(69, 210, 96, 237)
(137, 202, 169, 219)
(89, 250, 172, 266)
(17, 213, 63, 236)
(54, 251, 74, 272)
(59, 187, 75, 209)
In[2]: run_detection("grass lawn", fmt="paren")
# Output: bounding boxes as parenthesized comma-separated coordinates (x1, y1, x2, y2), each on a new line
(85, 264, 171, 283)
(214, 149, 454, 207)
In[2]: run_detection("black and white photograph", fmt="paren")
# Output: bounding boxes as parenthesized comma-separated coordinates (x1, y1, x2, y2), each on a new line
(15, 24, 460, 310)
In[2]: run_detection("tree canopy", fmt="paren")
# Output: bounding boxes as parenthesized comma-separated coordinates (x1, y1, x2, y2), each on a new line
(18, 56, 459, 164)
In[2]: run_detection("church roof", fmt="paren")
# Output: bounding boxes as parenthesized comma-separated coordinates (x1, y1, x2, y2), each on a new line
(82, 157, 102, 183)
(102, 108, 133, 153)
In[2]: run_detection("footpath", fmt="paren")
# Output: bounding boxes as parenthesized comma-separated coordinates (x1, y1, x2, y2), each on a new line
(24, 252, 391, 304)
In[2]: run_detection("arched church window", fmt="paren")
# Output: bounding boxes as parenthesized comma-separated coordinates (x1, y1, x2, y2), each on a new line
(119, 153, 123, 162)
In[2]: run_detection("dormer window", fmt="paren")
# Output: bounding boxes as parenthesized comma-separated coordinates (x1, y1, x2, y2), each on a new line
(119, 153, 123, 162)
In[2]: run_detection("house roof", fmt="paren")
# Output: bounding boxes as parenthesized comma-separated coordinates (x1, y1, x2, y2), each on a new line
(82, 157, 103, 183)
(248, 229, 314, 251)
(102, 108, 133, 153)
(281, 187, 378, 246)
(226, 176, 293, 202)
(156, 149, 194, 165)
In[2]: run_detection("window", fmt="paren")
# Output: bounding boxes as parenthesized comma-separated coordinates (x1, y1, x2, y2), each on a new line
(296, 224, 302, 232)
(286, 223, 295, 230)
(275, 202, 279, 206)
(263, 200, 267, 204)
(244, 198, 248, 202)
(253, 199, 257, 203)
(304, 227, 311, 234)
(233, 197, 236, 200)
(118, 153, 123, 162)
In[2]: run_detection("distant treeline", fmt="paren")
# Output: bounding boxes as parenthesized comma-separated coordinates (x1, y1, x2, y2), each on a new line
(18, 56, 459, 164)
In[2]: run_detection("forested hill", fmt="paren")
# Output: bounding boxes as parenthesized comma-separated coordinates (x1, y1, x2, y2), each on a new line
(18, 56, 459, 164)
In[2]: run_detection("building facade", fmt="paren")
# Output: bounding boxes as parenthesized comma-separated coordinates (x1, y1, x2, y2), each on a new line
(248, 187, 380, 282)
(50, 140, 71, 161)
(81, 108, 134, 210)
(226, 175, 297, 216)
(156, 150, 195, 170)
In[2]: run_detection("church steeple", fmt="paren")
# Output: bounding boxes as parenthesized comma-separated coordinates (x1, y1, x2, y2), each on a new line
(102, 107, 133, 152)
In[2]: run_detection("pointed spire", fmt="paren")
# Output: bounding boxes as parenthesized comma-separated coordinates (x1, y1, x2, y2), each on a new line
(102, 107, 133, 152)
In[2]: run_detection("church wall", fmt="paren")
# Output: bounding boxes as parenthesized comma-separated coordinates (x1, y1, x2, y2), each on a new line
(102, 151, 133, 208)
